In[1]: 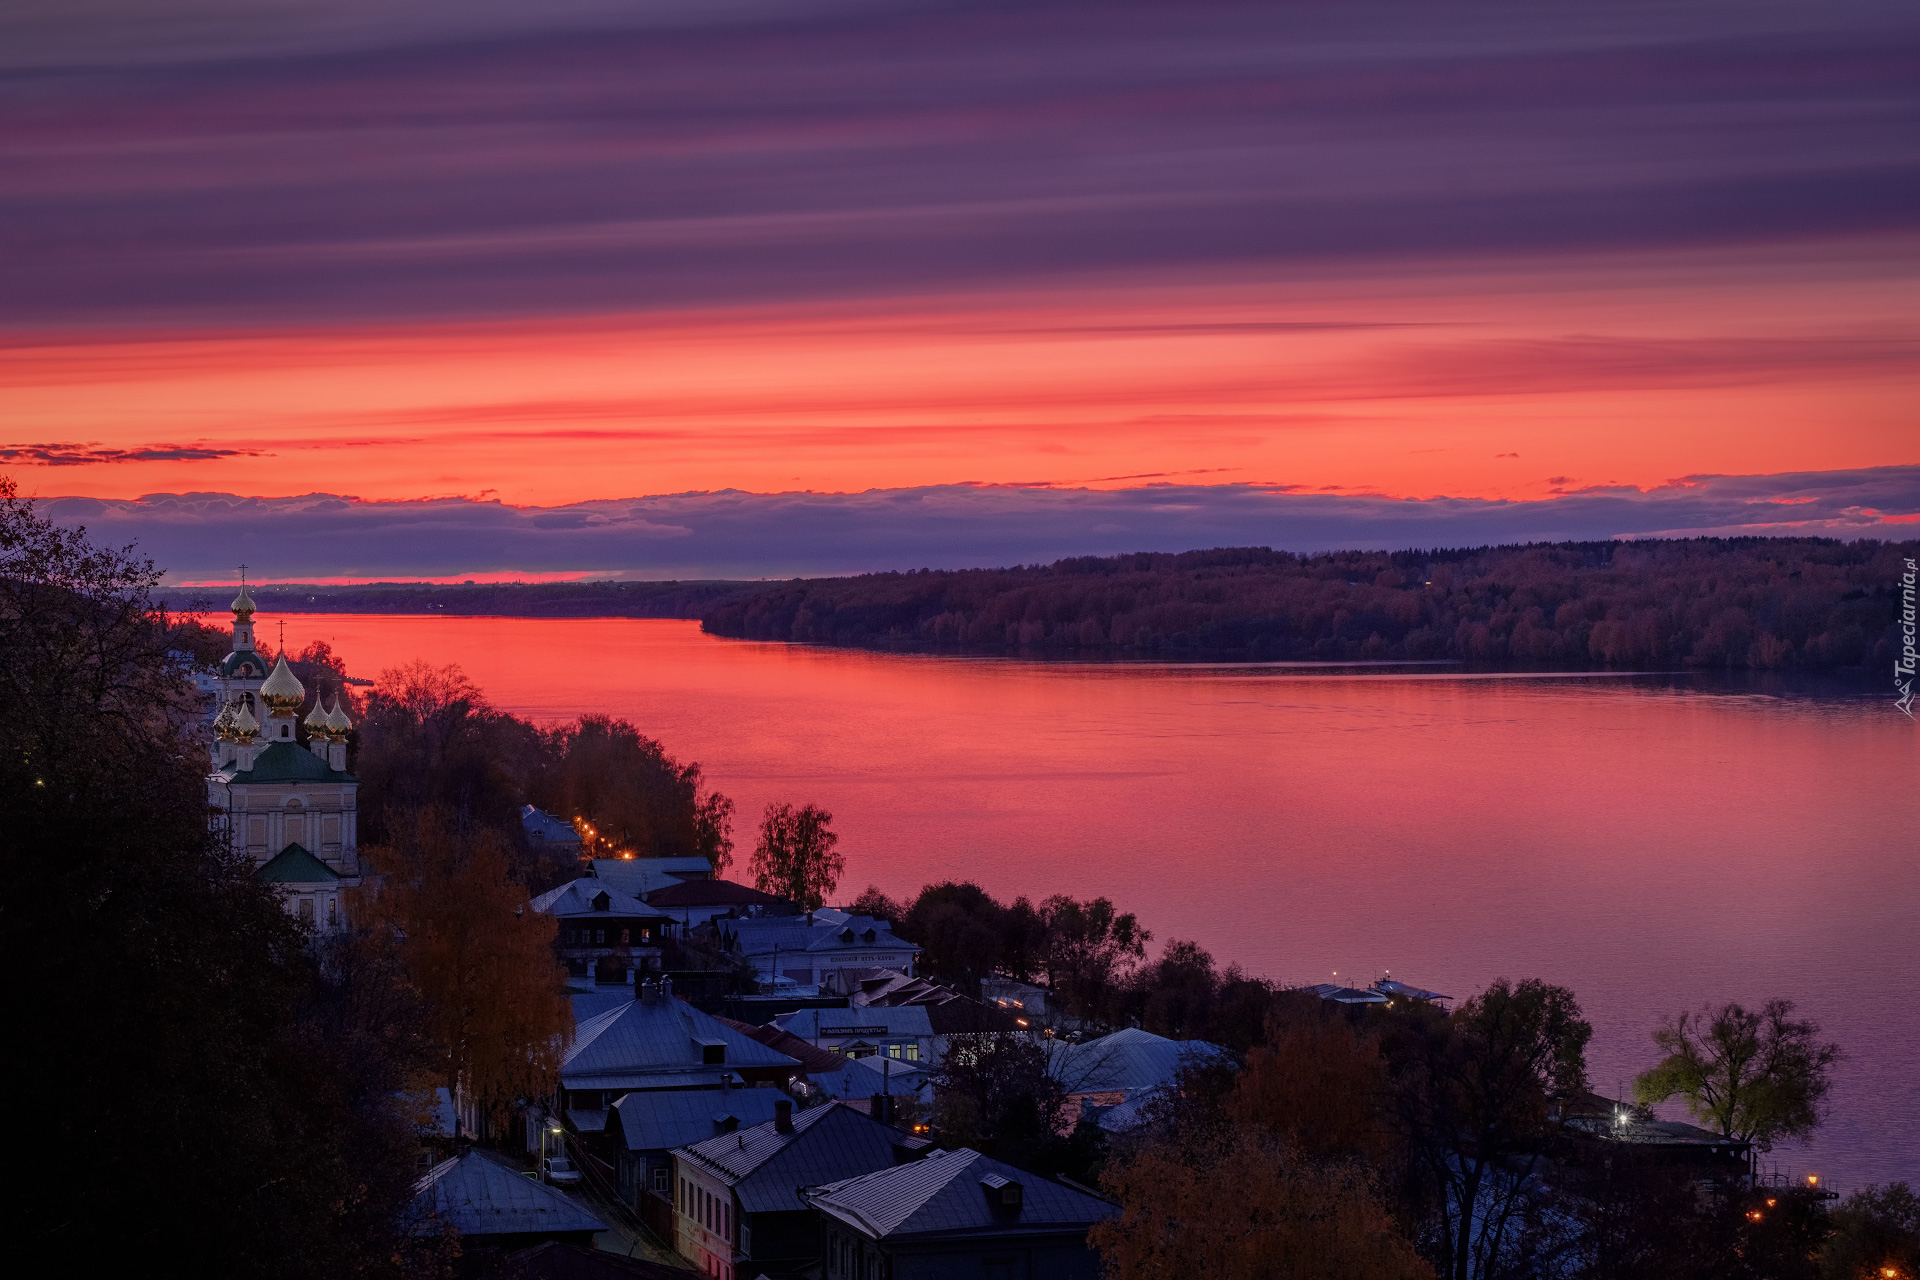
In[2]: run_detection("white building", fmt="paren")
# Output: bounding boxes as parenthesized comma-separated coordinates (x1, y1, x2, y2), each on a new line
(722, 910, 920, 991)
(774, 1005, 936, 1066)
(204, 580, 360, 931)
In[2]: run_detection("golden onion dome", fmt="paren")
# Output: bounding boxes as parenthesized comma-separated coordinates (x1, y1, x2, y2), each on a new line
(260, 654, 305, 711)
(212, 702, 236, 741)
(231, 582, 256, 619)
(325, 696, 354, 739)
(232, 701, 260, 740)
(304, 695, 331, 728)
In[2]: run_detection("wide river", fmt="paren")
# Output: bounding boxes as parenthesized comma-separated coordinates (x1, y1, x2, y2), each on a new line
(296, 614, 1918, 1187)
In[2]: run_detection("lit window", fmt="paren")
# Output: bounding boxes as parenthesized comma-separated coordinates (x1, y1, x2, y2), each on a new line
(886, 1043, 902, 1059)
(904, 1044, 920, 1061)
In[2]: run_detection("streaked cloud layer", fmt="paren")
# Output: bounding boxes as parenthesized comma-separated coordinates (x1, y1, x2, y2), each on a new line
(4, 0, 1916, 529)
(43, 466, 1920, 582)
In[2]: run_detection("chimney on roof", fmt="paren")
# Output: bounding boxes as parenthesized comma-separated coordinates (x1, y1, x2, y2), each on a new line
(639, 978, 659, 1006)
(774, 1099, 794, 1134)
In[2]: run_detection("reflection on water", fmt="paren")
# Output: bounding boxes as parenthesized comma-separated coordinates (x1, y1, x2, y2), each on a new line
(297, 615, 1917, 1186)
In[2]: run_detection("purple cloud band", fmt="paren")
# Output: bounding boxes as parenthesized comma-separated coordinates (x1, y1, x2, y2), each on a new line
(2, 0, 1915, 329)
(35, 466, 1920, 581)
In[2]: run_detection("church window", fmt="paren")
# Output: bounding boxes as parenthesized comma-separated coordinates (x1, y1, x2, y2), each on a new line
(298, 898, 314, 924)
(328, 898, 337, 927)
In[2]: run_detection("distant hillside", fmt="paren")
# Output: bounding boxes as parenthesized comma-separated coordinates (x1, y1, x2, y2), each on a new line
(698, 538, 1915, 670)
(161, 579, 756, 619)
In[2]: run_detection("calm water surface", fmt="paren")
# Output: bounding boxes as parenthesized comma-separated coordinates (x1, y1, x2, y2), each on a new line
(300, 615, 1918, 1186)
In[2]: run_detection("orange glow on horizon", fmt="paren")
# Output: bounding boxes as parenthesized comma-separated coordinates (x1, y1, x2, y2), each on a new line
(4, 242, 1915, 507)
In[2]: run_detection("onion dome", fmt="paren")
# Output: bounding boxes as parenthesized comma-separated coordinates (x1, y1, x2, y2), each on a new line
(260, 654, 305, 712)
(212, 702, 236, 742)
(231, 701, 260, 741)
(231, 582, 256, 620)
(304, 695, 331, 731)
(325, 696, 354, 740)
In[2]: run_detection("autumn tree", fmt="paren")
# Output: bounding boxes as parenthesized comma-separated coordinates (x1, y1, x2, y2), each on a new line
(1039, 893, 1149, 1020)
(361, 808, 571, 1129)
(1094, 1128, 1432, 1280)
(751, 801, 843, 909)
(1635, 998, 1842, 1150)
(1382, 978, 1592, 1280)
(1232, 1012, 1393, 1163)
(541, 713, 733, 865)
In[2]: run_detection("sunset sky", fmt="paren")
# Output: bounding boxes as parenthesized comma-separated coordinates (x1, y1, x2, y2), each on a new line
(4, 0, 1916, 579)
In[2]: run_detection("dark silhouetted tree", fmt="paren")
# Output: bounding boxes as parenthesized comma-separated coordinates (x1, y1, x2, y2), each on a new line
(751, 801, 843, 910)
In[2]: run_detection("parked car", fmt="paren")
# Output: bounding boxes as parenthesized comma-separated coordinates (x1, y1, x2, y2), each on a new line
(544, 1156, 582, 1187)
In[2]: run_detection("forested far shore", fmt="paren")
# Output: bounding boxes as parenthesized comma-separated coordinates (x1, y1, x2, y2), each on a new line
(700, 538, 1916, 670)
(159, 578, 754, 618)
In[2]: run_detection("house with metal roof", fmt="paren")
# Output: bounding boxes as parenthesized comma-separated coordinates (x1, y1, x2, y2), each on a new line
(645, 877, 796, 928)
(407, 1150, 606, 1252)
(559, 985, 801, 1127)
(1306, 983, 1390, 1006)
(805, 1147, 1118, 1280)
(608, 1087, 793, 1238)
(721, 911, 921, 992)
(775, 1004, 937, 1067)
(521, 805, 584, 856)
(672, 1101, 932, 1280)
(588, 856, 713, 899)
(530, 877, 676, 983)
(1046, 1027, 1230, 1133)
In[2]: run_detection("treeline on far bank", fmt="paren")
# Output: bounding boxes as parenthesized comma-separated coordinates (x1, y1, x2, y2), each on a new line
(700, 537, 1916, 670)
(161, 578, 752, 619)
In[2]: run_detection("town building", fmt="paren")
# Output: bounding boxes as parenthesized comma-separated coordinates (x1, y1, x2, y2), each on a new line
(556, 980, 801, 1138)
(645, 877, 795, 929)
(529, 877, 676, 982)
(721, 910, 920, 991)
(774, 1005, 937, 1066)
(981, 974, 1052, 1026)
(204, 581, 360, 931)
(408, 1150, 606, 1255)
(589, 856, 714, 899)
(521, 805, 585, 860)
(805, 1147, 1118, 1280)
(672, 1100, 931, 1280)
(829, 967, 1024, 1058)
(608, 1088, 792, 1238)
(1047, 1027, 1229, 1132)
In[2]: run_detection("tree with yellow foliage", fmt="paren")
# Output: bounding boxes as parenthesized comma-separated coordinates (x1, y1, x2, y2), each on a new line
(360, 808, 571, 1129)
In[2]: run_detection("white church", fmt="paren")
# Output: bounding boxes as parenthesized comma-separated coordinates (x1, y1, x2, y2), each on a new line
(205, 580, 360, 932)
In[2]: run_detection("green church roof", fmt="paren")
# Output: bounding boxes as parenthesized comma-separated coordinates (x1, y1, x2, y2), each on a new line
(255, 843, 340, 884)
(221, 650, 267, 679)
(221, 741, 353, 784)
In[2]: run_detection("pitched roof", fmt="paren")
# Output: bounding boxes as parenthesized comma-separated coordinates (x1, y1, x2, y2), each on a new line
(808, 1056, 933, 1105)
(254, 842, 340, 884)
(563, 997, 797, 1088)
(218, 740, 353, 784)
(521, 805, 583, 844)
(1048, 1027, 1229, 1095)
(676, 1102, 920, 1215)
(1308, 983, 1390, 1005)
(777, 1006, 934, 1041)
(609, 1089, 791, 1153)
(589, 857, 712, 898)
(645, 878, 788, 909)
(409, 1151, 606, 1239)
(727, 915, 917, 957)
(711, 1014, 845, 1073)
(807, 1148, 1116, 1241)
(530, 878, 669, 921)
(1375, 979, 1451, 1002)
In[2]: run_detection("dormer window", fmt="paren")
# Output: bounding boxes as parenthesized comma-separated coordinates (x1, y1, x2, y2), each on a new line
(862, 928, 877, 943)
(592, 891, 611, 912)
(840, 927, 855, 943)
(980, 1173, 1022, 1213)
